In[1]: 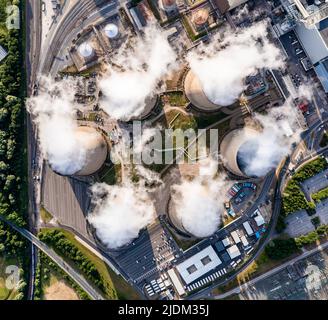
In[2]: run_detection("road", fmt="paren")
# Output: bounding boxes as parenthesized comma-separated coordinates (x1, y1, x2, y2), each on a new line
(213, 239, 328, 300)
(0, 215, 104, 300)
(25, 0, 42, 300)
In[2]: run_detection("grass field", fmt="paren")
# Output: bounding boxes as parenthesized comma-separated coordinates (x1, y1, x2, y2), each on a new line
(40, 207, 53, 224)
(41, 228, 140, 300)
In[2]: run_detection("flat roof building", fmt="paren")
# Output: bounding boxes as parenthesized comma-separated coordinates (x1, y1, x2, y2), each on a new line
(222, 237, 231, 247)
(254, 213, 265, 227)
(226, 245, 241, 260)
(231, 231, 241, 244)
(243, 221, 254, 236)
(167, 269, 186, 297)
(176, 246, 222, 285)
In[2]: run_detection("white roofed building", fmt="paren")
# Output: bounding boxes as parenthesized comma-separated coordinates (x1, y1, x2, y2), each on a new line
(227, 245, 241, 260)
(176, 246, 222, 285)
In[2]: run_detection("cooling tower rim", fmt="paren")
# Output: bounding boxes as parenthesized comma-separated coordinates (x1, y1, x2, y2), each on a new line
(219, 126, 261, 178)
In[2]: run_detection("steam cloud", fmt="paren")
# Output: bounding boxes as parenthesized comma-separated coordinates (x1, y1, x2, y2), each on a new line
(238, 103, 302, 177)
(88, 182, 156, 249)
(171, 159, 229, 238)
(99, 25, 177, 120)
(187, 21, 284, 106)
(27, 77, 89, 175)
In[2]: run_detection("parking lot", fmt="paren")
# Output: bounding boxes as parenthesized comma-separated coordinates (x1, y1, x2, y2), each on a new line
(285, 209, 315, 238)
(241, 248, 328, 300)
(301, 168, 328, 199)
(114, 221, 180, 285)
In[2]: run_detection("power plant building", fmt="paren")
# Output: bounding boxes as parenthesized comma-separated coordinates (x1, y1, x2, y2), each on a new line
(176, 246, 222, 285)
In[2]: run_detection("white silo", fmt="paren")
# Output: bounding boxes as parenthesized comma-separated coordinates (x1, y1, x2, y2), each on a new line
(78, 42, 94, 58)
(104, 23, 119, 39)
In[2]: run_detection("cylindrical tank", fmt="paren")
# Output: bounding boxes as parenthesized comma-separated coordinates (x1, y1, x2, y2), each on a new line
(78, 42, 94, 58)
(104, 23, 119, 39)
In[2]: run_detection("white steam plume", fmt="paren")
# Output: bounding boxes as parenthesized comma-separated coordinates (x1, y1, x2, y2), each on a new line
(99, 25, 177, 120)
(187, 21, 284, 106)
(171, 159, 229, 238)
(88, 182, 156, 249)
(238, 103, 302, 177)
(27, 77, 88, 175)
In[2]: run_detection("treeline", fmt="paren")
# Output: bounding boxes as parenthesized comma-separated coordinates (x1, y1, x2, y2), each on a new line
(39, 229, 117, 299)
(266, 225, 328, 261)
(34, 252, 90, 300)
(312, 187, 328, 203)
(281, 158, 328, 215)
(0, 0, 29, 299)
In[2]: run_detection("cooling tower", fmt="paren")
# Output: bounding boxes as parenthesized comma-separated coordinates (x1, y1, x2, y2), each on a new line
(184, 70, 223, 112)
(168, 196, 196, 238)
(74, 126, 108, 176)
(220, 127, 260, 178)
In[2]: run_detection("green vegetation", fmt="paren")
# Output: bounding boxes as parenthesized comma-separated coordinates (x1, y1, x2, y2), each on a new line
(311, 216, 321, 228)
(98, 164, 122, 185)
(34, 252, 90, 300)
(295, 225, 328, 248)
(0, 0, 29, 299)
(312, 187, 328, 203)
(39, 229, 116, 299)
(264, 239, 299, 260)
(320, 132, 328, 148)
(163, 91, 188, 107)
(40, 207, 53, 224)
(282, 158, 328, 215)
(39, 228, 140, 300)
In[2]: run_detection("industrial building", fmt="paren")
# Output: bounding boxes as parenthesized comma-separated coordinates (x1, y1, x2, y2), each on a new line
(176, 246, 222, 285)
(226, 244, 241, 260)
(280, 0, 328, 92)
(219, 127, 260, 178)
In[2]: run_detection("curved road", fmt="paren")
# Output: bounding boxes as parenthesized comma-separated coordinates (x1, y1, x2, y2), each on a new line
(0, 215, 104, 300)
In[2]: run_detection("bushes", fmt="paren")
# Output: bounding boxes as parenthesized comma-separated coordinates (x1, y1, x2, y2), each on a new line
(282, 158, 328, 215)
(295, 225, 328, 248)
(264, 239, 299, 260)
(312, 187, 328, 203)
